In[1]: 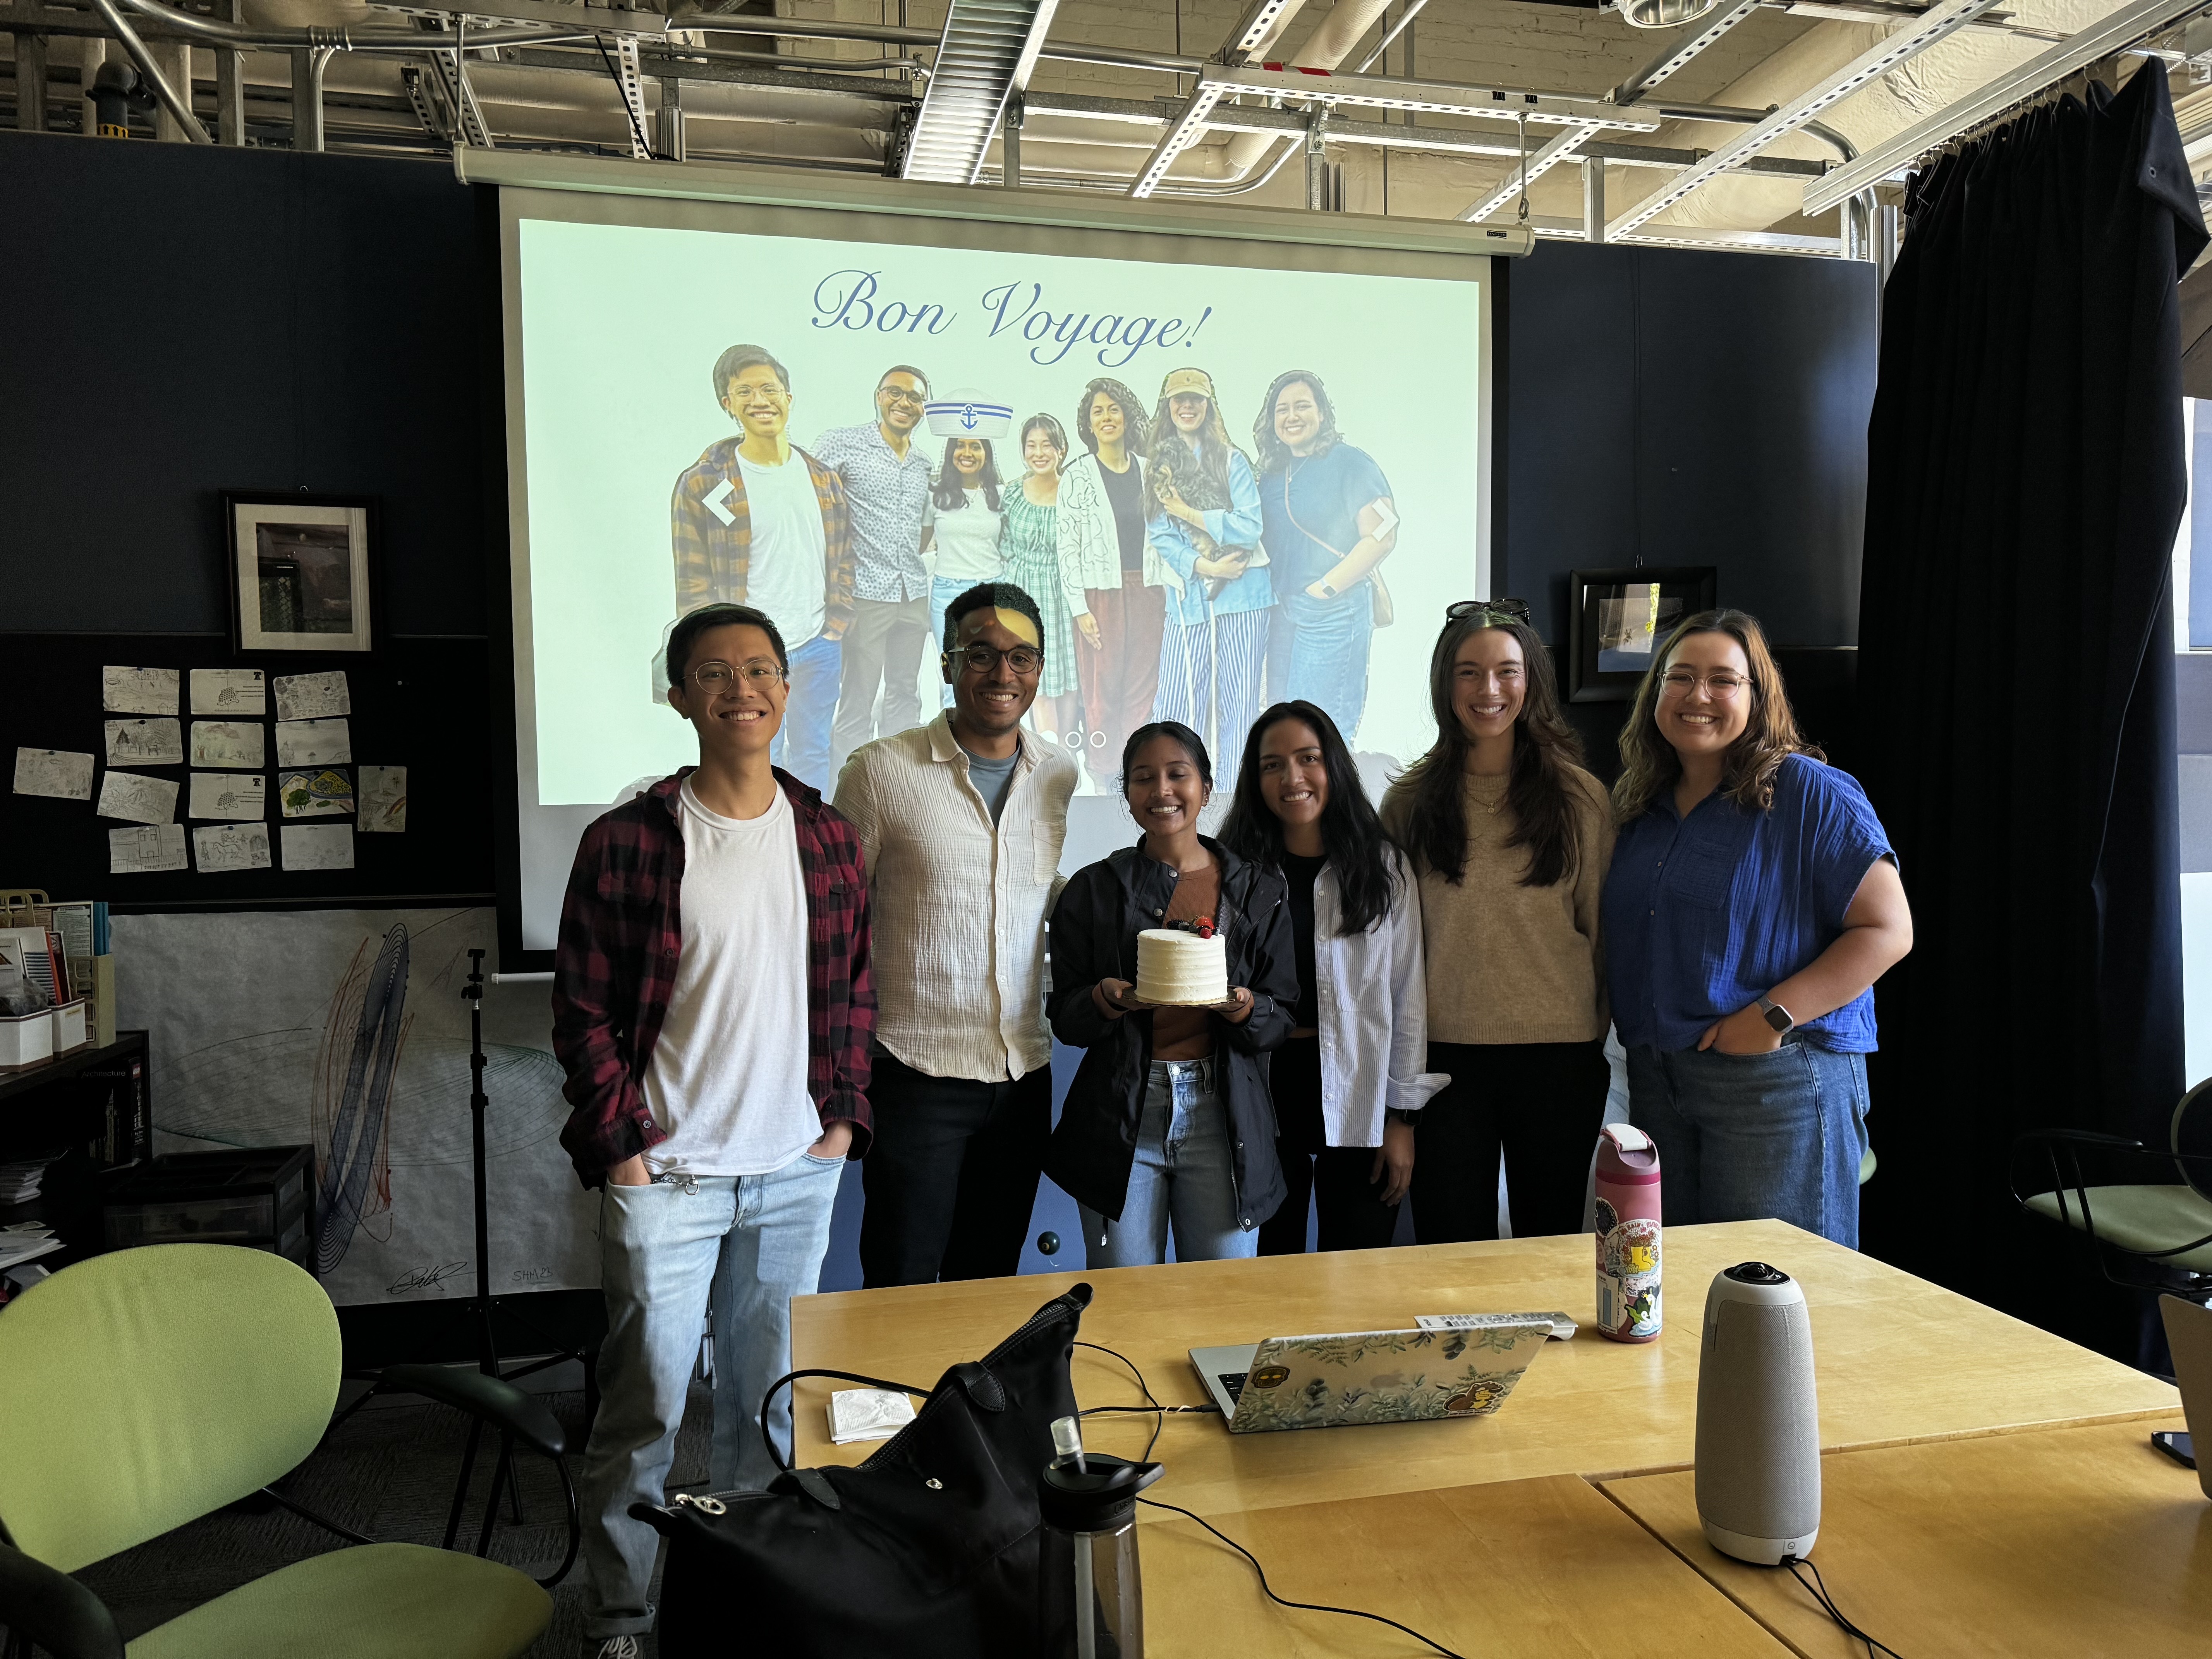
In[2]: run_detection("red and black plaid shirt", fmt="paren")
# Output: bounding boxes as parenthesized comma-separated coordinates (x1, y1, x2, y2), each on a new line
(551, 768, 874, 1188)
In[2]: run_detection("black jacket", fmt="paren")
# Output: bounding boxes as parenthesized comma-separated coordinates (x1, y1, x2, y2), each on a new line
(1043, 836, 1297, 1229)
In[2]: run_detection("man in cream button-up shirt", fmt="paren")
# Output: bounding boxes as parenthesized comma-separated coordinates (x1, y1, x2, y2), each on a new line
(834, 581, 1077, 1285)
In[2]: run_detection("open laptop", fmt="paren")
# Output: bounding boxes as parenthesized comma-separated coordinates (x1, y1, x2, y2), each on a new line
(2159, 1294, 2212, 1498)
(1188, 1321, 1553, 1434)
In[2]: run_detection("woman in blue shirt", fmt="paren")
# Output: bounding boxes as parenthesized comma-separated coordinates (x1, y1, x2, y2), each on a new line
(1148, 366, 1269, 787)
(1252, 371, 1397, 745)
(1602, 610, 1913, 1248)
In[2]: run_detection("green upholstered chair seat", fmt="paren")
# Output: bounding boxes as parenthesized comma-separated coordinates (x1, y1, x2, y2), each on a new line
(124, 1543, 549, 1659)
(2023, 1185, 2212, 1271)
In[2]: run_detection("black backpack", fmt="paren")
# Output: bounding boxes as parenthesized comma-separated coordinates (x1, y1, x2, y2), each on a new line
(637, 1282, 1092, 1656)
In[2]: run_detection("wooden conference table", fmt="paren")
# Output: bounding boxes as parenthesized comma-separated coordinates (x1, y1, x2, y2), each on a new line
(788, 1221, 2188, 1654)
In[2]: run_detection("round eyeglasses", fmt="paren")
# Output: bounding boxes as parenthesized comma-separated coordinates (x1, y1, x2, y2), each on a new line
(946, 644, 1044, 677)
(688, 659, 787, 694)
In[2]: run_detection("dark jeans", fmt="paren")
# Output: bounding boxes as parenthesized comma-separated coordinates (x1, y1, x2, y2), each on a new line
(858, 1051, 1051, 1287)
(1257, 1037, 1402, 1255)
(1411, 1039, 1611, 1243)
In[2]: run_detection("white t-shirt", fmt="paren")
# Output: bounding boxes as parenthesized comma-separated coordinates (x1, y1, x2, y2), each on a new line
(926, 488, 1005, 583)
(641, 779, 820, 1178)
(735, 450, 828, 649)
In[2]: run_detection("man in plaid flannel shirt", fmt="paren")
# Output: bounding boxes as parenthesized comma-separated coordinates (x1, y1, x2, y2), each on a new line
(552, 601, 874, 1658)
(669, 343, 855, 792)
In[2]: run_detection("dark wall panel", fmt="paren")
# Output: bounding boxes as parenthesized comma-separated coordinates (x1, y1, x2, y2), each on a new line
(2, 133, 488, 638)
(1498, 240, 1878, 650)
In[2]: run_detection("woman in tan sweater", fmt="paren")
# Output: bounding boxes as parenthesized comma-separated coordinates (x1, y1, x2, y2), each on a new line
(1379, 601, 1615, 1240)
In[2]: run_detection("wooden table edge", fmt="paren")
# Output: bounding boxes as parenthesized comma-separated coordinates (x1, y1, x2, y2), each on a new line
(1583, 1408, 2195, 1659)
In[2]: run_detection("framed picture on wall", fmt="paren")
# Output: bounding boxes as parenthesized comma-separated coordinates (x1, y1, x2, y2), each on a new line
(1566, 566, 1717, 702)
(223, 492, 378, 655)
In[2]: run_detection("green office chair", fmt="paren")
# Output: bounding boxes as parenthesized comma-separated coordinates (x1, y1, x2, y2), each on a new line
(0, 1244, 553, 1659)
(2012, 1077, 2212, 1290)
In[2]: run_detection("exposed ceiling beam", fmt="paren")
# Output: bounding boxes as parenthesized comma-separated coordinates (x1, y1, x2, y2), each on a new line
(1458, 122, 1599, 221)
(1608, 0, 2003, 238)
(1127, 82, 1231, 197)
(1804, 0, 2212, 214)
(1199, 62, 1665, 130)
(1614, 0, 1764, 105)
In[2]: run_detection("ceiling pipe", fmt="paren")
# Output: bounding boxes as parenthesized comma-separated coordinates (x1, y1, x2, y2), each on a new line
(1650, 97, 1859, 164)
(88, 0, 211, 140)
(112, 0, 591, 51)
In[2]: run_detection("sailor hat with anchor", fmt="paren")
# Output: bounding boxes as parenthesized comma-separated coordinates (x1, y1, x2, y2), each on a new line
(924, 386, 1014, 439)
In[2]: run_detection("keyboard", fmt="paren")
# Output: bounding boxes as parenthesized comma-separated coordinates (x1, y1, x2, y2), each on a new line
(1218, 1372, 1247, 1405)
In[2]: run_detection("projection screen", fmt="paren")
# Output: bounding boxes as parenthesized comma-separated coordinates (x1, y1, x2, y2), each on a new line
(490, 164, 1496, 960)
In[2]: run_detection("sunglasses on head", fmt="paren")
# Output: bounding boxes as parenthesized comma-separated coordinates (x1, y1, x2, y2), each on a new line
(1445, 598, 1533, 626)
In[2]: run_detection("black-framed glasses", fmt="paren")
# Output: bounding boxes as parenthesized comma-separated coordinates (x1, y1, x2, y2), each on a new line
(688, 658, 787, 694)
(878, 386, 927, 407)
(1446, 598, 1532, 625)
(945, 643, 1045, 676)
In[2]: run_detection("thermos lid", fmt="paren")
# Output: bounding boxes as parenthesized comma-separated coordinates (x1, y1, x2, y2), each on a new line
(1039, 1453, 1164, 1532)
(1596, 1123, 1661, 1183)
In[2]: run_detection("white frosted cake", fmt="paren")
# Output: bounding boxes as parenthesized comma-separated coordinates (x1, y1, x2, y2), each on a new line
(1135, 928, 1228, 1006)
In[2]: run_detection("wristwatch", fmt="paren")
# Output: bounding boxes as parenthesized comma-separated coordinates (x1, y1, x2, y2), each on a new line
(1317, 581, 1339, 599)
(1755, 994, 1796, 1037)
(1386, 1108, 1420, 1130)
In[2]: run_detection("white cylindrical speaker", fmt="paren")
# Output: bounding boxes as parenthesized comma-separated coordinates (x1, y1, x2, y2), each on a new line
(1695, 1261, 1820, 1565)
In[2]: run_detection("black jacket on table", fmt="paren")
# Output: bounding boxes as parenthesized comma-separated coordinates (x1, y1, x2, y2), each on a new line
(1044, 836, 1297, 1230)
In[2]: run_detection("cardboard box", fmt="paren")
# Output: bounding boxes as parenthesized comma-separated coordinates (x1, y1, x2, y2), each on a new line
(0, 1008, 54, 1069)
(50, 1000, 86, 1053)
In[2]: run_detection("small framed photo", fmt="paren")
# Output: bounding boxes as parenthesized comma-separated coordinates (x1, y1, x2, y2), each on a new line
(1566, 567, 1717, 702)
(223, 492, 378, 655)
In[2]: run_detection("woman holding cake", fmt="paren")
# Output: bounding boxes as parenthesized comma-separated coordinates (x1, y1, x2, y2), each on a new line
(1379, 601, 1615, 1242)
(1046, 721, 1298, 1265)
(1222, 701, 1447, 1253)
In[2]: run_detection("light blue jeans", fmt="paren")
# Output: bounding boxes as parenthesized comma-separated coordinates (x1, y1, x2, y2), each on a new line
(1080, 1057, 1257, 1268)
(1267, 586, 1375, 745)
(1625, 1041, 1870, 1249)
(768, 631, 842, 794)
(578, 1153, 843, 1638)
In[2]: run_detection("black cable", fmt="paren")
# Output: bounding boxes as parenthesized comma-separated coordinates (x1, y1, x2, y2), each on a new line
(1075, 1340, 1468, 1657)
(1138, 1496, 1468, 1659)
(1783, 1556, 1904, 1659)
(1075, 1339, 1166, 1462)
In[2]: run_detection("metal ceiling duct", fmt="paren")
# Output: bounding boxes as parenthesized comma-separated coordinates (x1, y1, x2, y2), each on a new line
(1614, 0, 1738, 27)
(900, 0, 1063, 184)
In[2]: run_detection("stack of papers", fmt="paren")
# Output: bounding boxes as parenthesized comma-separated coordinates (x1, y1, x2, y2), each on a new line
(0, 1223, 62, 1272)
(828, 1388, 918, 1444)
(0, 1155, 62, 1206)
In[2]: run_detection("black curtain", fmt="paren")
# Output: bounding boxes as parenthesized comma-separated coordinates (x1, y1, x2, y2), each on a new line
(1856, 68, 2205, 1348)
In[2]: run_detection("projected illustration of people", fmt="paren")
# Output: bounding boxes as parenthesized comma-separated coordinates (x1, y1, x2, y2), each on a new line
(922, 436, 1005, 707)
(1060, 377, 1171, 776)
(1003, 414, 1087, 757)
(1254, 371, 1398, 745)
(814, 366, 936, 775)
(1147, 366, 1269, 790)
(669, 343, 853, 790)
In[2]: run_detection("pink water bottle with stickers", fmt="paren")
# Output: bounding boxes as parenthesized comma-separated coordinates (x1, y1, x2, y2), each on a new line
(1595, 1124, 1662, 1343)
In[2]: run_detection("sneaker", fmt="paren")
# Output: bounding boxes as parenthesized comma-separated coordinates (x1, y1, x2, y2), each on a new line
(584, 1638, 642, 1659)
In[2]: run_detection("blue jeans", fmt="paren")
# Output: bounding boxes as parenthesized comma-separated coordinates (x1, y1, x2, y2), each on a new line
(769, 631, 841, 793)
(1625, 1041, 1870, 1249)
(1267, 586, 1375, 745)
(1079, 1057, 1257, 1268)
(577, 1154, 843, 1638)
(927, 574, 975, 708)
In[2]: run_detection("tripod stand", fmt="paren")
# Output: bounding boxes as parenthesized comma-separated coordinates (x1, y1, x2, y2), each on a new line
(457, 947, 595, 1402)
